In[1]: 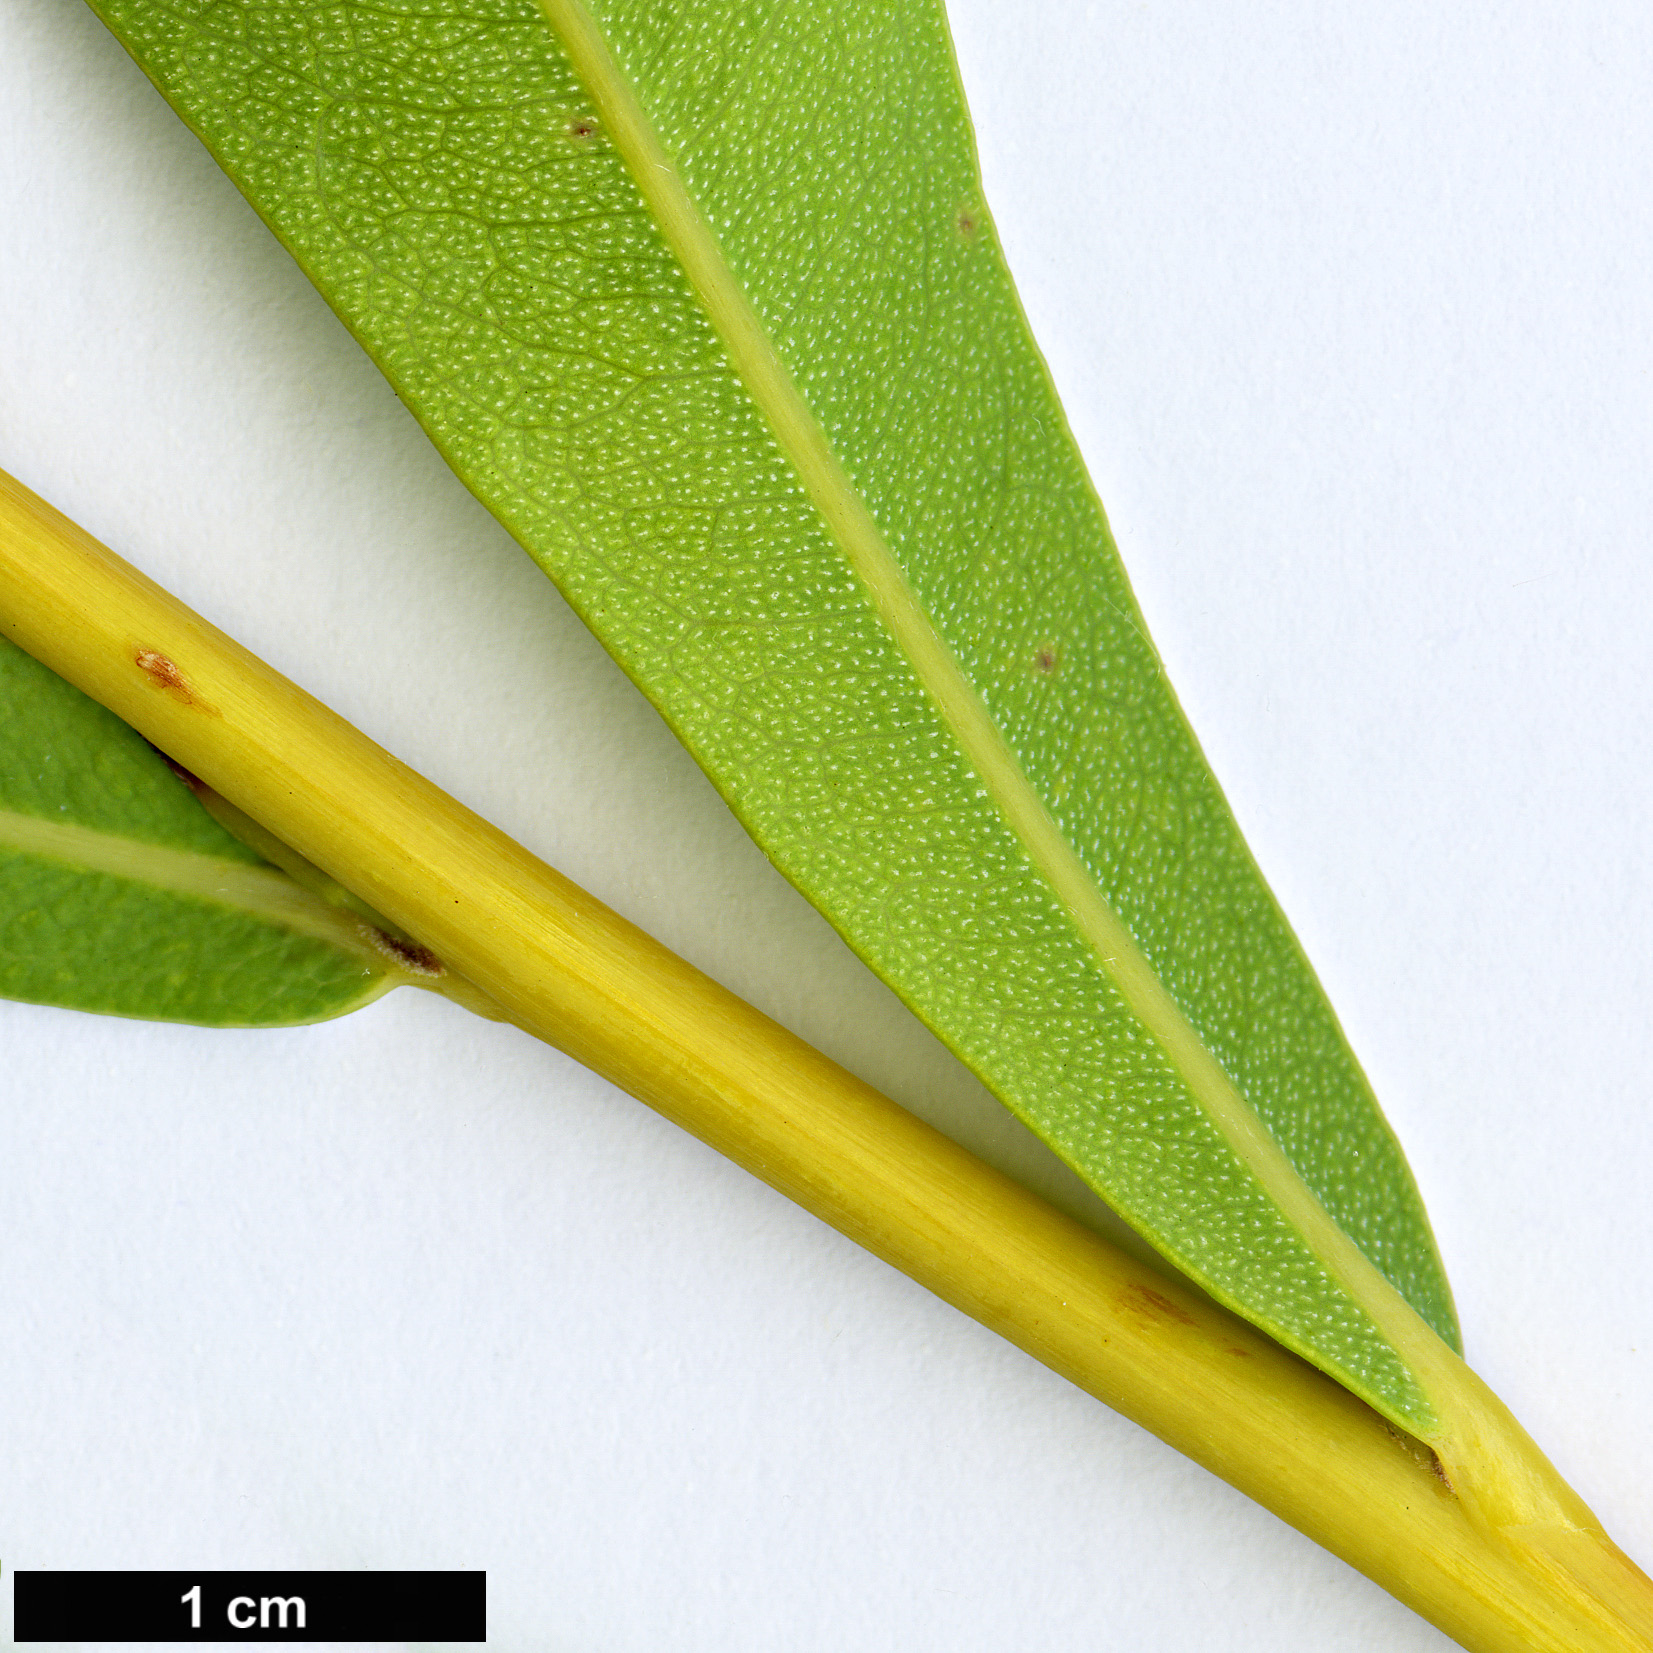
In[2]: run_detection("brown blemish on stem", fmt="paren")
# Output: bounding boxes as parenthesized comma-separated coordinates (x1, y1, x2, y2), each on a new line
(1381, 1419, 1450, 1486)
(1121, 1281, 1199, 1328)
(363, 926, 445, 979)
(135, 648, 215, 712)
(152, 746, 206, 791)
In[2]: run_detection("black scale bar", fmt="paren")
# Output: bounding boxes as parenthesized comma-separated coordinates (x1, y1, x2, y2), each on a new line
(12, 1570, 485, 1641)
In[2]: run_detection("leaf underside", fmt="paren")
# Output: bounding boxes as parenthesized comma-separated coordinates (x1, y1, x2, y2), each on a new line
(0, 635, 394, 1026)
(85, 0, 1459, 1428)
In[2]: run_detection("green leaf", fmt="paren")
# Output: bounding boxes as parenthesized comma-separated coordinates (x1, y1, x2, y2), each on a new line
(84, 0, 1459, 1431)
(0, 631, 401, 1025)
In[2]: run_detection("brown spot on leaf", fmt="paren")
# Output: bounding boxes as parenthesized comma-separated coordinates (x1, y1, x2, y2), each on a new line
(956, 205, 979, 239)
(1122, 1282, 1198, 1327)
(568, 116, 598, 141)
(1033, 642, 1059, 677)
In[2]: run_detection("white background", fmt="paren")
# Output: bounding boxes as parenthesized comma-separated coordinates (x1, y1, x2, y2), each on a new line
(2, 1, 1651, 1648)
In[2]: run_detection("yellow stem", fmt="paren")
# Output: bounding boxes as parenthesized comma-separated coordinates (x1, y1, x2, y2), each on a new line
(0, 466, 1648, 1652)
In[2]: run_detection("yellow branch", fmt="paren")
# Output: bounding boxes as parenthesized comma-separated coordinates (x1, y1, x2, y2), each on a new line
(1, 465, 1648, 1652)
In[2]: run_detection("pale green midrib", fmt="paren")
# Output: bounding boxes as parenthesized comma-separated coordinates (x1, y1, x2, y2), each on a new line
(0, 805, 398, 974)
(539, 0, 1459, 1427)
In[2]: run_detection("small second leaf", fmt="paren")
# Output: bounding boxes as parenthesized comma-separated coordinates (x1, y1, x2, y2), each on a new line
(0, 633, 405, 1027)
